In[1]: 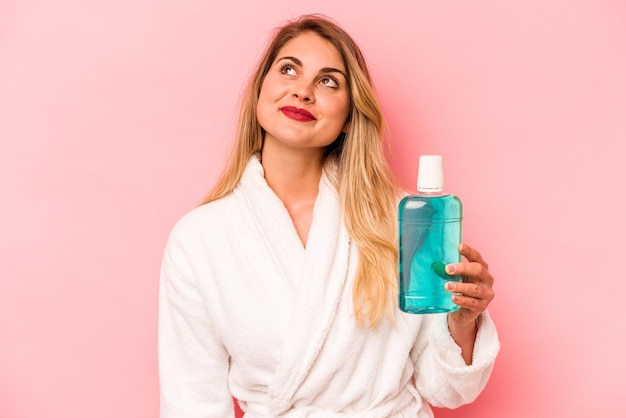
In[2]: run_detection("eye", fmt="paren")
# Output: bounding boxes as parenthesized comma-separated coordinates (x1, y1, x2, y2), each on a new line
(320, 76, 339, 89)
(279, 63, 297, 76)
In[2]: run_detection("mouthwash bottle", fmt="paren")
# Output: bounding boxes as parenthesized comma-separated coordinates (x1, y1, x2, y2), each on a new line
(399, 155, 463, 314)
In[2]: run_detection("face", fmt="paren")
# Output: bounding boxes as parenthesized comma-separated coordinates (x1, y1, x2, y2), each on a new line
(256, 32, 351, 155)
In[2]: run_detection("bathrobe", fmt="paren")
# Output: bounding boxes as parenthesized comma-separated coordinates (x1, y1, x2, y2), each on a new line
(159, 155, 500, 418)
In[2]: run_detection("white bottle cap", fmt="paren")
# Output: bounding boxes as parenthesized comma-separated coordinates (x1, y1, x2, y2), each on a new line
(417, 155, 444, 192)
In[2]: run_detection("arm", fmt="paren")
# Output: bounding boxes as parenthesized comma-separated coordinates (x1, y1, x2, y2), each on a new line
(158, 234, 234, 418)
(412, 310, 499, 408)
(445, 243, 495, 365)
(411, 243, 499, 408)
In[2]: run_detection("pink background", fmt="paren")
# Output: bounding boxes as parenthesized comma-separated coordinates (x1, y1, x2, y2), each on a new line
(1, 0, 625, 417)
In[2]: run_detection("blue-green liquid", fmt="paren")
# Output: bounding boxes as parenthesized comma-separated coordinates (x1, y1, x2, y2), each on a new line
(398, 194, 462, 314)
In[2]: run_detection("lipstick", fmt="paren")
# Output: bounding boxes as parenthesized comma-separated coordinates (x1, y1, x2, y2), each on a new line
(280, 106, 316, 122)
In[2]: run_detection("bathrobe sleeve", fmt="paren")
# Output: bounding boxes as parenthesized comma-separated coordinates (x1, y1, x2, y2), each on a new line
(158, 228, 234, 418)
(411, 310, 500, 409)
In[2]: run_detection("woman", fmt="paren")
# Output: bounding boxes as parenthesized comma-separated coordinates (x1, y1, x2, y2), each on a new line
(159, 14, 499, 418)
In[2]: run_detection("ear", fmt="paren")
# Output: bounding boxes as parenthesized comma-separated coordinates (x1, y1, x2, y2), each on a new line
(342, 121, 350, 133)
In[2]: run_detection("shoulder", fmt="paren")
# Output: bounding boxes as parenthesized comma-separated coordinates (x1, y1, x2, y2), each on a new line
(165, 194, 240, 250)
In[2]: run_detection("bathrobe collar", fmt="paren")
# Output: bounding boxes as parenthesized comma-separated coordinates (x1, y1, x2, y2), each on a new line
(239, 155, 352, 415)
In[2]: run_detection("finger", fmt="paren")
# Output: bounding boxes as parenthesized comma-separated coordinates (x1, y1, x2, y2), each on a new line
(446, 281, 482, 298)
(446, 263, 494, 288)
(459, 243, 489, 269)
(446, 281, 494, 303)
(450, 293, 491, 313)
(445, 261, 488, 281)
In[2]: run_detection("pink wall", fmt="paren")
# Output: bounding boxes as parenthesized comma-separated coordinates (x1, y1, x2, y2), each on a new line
(1, 0, 624, 417)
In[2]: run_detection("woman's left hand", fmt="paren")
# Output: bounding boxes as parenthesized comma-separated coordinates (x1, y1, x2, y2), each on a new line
(445, 243, 495, 328)
(443, 243, 495, 364)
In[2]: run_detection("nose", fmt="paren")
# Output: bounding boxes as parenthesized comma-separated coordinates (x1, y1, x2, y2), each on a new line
(291, 80, 315, 103)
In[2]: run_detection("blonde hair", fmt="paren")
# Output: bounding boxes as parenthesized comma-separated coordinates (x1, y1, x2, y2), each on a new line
(202, 14, 400, 327)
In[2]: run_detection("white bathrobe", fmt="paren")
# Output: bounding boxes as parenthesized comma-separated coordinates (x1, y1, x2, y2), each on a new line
(159, 155, 500, 418)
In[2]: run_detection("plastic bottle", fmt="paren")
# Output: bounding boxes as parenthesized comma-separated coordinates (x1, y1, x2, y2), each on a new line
(398, 155, 463, 314)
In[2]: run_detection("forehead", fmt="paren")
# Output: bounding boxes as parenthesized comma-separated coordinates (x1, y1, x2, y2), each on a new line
(275, 32, 345, 70)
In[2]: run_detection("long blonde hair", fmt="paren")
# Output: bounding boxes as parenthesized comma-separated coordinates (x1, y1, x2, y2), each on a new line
(202, 14, 400, 327)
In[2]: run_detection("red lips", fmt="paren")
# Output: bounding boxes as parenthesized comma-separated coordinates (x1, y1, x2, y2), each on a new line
(280, 106, 316, 122)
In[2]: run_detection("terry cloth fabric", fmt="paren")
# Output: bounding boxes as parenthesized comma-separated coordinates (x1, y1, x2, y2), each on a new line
(159, 154, 500, 418)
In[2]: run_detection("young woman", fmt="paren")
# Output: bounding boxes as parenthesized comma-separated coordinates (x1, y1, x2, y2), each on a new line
(159, 14, 499, 418)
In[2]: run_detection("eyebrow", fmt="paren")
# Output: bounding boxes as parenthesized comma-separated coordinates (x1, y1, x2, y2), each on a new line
(277, 56, 347, 79)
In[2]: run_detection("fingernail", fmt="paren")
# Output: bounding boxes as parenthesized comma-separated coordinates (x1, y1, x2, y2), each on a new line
(445, 282, 456, 291)
(446, 264, 457, 274)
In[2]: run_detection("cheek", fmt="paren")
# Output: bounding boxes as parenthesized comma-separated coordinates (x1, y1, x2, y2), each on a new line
(257, 80, 285, 116)
(257, 82, 270, 107)
(256, 83, 275, 125)
(259, 74, 285, 100)
(256, 99, 269, 131)
(331, 96, 350, 124)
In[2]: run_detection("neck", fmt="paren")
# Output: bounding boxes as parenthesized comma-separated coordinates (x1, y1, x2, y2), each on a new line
(260, 146, 324, 203)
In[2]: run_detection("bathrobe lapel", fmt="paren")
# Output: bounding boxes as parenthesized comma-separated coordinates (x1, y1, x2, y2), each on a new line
(239, 156, 351, 415)
(268, 171, 351, 415)
(239, 156, 306, 291)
